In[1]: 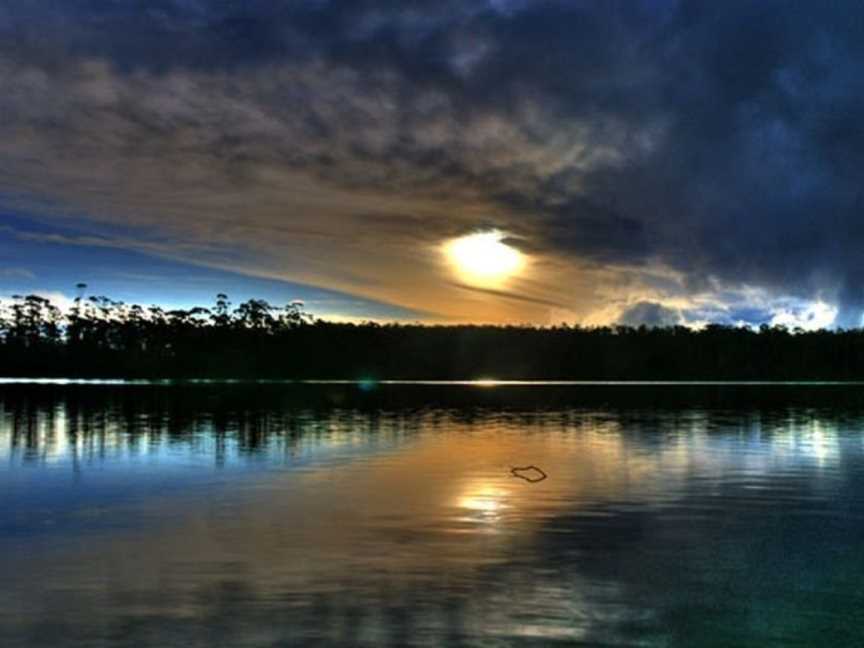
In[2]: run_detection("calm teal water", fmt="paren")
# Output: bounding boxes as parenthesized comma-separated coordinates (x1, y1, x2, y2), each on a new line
(2, 383, 864, 646)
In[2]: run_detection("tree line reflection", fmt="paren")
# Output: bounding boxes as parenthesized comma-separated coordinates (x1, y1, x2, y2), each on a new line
(4, 384, 864, 470)
(0, 388, 432, 468)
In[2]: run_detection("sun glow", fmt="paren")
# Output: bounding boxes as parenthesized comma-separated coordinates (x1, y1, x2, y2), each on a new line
(445, 230, 524, 286)
(458, 483, 509, 523)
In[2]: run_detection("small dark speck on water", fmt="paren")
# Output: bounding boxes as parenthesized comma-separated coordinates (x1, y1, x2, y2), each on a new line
(511, 465, 548, 483)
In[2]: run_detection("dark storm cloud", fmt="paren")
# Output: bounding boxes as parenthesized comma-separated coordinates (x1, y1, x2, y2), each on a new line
(2, 0, 864, 323)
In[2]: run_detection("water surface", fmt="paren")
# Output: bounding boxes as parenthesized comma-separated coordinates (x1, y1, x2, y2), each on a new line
(2, 383, 864, 646)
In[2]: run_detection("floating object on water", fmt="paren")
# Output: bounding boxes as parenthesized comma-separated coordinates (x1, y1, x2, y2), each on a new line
(510, 465, 547, 483)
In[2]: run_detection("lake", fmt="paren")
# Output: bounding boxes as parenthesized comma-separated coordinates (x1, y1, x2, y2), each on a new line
(3, 382, 864, 646)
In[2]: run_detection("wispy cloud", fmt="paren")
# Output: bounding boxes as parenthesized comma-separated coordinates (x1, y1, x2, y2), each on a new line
(450, 282, 566, 310)
(0, 268, 35, 280)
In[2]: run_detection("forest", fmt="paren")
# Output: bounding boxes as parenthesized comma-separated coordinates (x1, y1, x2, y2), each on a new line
(2, 291, 864, 380)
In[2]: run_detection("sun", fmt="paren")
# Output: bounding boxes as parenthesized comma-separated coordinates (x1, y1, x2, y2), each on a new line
(445, 230, 524, 286)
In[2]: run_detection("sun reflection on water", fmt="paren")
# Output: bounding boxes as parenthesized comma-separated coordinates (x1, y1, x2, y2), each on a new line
(457, 483, 509, 523)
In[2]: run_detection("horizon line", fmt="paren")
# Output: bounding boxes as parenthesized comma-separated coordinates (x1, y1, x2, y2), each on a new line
(3, 378, 864, 387)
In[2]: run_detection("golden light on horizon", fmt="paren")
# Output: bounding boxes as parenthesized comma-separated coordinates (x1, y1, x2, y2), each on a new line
(444, 230, 524, 287)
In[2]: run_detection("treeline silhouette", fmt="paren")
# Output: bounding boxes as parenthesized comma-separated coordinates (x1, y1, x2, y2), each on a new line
(2, 290, 864, 380)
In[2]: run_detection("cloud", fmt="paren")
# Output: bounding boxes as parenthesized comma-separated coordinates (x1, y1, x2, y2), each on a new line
(0, 268, 35, 280)
(770, 300, 839, 331)
(450, 282, 566, 309)
(1, 1, 863, 324)
(618, 302, 682, 328)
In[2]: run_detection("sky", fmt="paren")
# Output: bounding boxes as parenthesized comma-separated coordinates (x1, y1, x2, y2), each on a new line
(0, 0, 862, 328)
